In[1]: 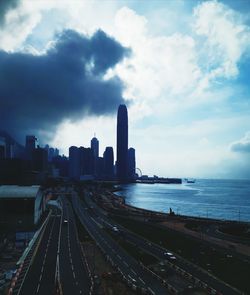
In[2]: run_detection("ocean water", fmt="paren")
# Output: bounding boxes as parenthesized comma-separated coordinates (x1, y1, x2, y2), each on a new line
(115, 179, 250, 222)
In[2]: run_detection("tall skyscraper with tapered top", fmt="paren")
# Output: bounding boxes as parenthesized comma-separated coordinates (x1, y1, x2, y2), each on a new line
(116, 104, 128, 182)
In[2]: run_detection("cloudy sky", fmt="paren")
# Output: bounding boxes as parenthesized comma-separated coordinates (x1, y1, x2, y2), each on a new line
(0, 0, 250, 179)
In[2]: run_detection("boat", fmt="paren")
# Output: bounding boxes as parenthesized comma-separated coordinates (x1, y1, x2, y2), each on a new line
(184, 178, 196, 183)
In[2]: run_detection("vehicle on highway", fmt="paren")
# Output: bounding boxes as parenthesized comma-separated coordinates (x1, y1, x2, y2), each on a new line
(112, 226, 119, 232)
(63, 219, 68, 225)
(164, 252, 176, 260)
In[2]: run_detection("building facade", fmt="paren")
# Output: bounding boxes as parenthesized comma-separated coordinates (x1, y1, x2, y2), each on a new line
(128, 147, 136, 180)
(103, 147, 114, 179)
(116, 104, 128, 182)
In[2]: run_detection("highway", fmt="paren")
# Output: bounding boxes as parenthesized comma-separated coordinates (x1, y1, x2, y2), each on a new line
(59, 197, 91, 295)
(72, 192, 171, 295)
(12, 197, 91, 295)
(17, 212, 60, 295)
(83, 190, 241, 295)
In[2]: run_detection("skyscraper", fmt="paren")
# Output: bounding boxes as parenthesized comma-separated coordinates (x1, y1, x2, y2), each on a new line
(25, 135, 37, 160)
(116, 104, 128, 182)
(91, 136, 99, 159)
(91, 136, 99, 176)
(25, 135, 37, 151)
(103, 147, 114, 179)
(69, 146, 80, 179)
(128, 147, 136, 180)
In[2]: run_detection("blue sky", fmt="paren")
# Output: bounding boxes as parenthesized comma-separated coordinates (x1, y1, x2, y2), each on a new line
(0, 0, 249, 179)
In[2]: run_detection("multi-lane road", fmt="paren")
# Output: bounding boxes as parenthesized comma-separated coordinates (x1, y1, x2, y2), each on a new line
(11, 186, 242, 295)
(17, 212, 60, 295)
(72, 192, 172, 295)
(59, 198, 91, 295)
(80, 189, 241, 295)
(13, 197, 91, 295)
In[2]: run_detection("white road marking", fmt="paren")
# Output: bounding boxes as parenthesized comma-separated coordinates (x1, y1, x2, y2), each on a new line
(148, 287, 155, 295)
(36, 283, 40, 294)
(131, 269, 136, 275)
(139, 278, 145, 284)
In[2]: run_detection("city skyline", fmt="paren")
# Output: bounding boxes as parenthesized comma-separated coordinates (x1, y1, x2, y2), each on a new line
(0, 0, 250, 179)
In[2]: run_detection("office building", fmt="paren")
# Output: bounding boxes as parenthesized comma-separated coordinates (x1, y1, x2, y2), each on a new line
(25, 135, 37, 160)
(128, 147, 136, 180)
(103, 147, 114, 179)
(69, 146, 80, 179)
(91, 136, 99, 159)
(91, 136, 99, 176)
(32, 147, 48, 172)
(116, 104, 128, 182)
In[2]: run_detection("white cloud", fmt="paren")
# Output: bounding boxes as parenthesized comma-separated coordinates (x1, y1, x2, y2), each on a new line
(50, 116, 117, 157)
(193, 0, 250, 79)
(112, 7, 201, 103)
(0, 1, 42, 51)
(109, 2, 250, 123)
(230, 132, 250, 153)
(1, 0, 249, 179)
(0, 0, 120, 51)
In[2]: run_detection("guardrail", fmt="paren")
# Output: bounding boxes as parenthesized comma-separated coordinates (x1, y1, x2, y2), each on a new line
(72, 195, 170, 295)
(8, 210, 52, 295)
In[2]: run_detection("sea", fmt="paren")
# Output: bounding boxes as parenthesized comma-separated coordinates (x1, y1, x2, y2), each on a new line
(115, 179, 250, 222)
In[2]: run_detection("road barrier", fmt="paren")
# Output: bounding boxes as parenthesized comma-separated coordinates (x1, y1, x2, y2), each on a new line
(73, 195, 167, 295)
(8, 210, 52, 295)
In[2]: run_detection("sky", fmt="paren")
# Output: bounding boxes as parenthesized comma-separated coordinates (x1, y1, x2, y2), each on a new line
(0, 0, 250, 179)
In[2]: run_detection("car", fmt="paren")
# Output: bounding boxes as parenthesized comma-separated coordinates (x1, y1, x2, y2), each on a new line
(63, 219, 68, 225)
(164, 252, 176, 260)
(169, 256, 177, 260)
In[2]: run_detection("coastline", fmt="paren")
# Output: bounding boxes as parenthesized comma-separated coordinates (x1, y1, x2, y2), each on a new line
(115, 180, 250, 222)
(109, 189, 250, 257)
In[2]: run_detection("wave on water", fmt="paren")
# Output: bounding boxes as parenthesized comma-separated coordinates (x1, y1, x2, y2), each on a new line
(116, 179, 250, 221)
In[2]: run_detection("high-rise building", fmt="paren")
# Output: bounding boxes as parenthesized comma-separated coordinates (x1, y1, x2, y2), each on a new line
(25, 135, 37, 151)
(128, 147, 136, 180)
(103, 147, 114, 179)
(96, 157, 104, 179)
(25, 135, 37, 160)
(69, 146, 80, 179)
(91, 136, 99, 176)
(91, 136, 99, 159)
(0, 145, 5, 159)
(52, 155, 69, 177)
(79, 147, 95, 176)
(116, 104, 128, 182)
(0, 137, 6, 159)
(32, 147, 48, 172)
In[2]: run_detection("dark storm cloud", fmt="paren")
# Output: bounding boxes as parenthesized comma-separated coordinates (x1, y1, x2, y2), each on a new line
(0, 29, 130, 142)
(0, 0, 19, 25)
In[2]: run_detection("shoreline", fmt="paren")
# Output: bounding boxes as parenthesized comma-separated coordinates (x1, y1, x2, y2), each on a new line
(114, 191, 250, 225)
(108, 190, 250, 257)
(114, 181, 250, 223)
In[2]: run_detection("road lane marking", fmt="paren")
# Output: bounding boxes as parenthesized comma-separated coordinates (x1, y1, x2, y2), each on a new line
(139, 278, 145, 284)
(36, 283, 40, 294)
